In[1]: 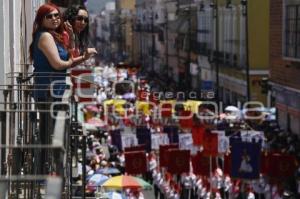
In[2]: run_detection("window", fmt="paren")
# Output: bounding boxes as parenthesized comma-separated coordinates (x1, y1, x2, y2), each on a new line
(197, 7, 212, 55)
(48, 0, 69, 7)
(284, 4, 300, 58)
(48, 0, 83, 7)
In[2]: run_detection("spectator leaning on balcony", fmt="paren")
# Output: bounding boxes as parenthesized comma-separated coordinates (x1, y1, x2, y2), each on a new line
(63, 4, 97, 62)
(29, 3, 76, 174)
(29, 3, 97, 101)
(29, 3, 74, 101)
(28, 3, 97, 173)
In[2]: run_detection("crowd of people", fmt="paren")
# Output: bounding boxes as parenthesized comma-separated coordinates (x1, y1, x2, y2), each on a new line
(29, 3, 300, 199)
(76, 104, 300, 198)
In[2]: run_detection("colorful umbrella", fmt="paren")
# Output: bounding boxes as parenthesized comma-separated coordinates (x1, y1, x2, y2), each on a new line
(86, 118, 106, 127)
(87, 174, 109, 192)
(96, 167, 120, 175)
(103, 191, 126, 199)
(102, 175, 152, 190)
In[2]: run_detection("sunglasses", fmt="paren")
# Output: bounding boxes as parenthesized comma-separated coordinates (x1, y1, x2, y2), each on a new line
(45, 13, 60, 20)
(76, 16, 89, 23)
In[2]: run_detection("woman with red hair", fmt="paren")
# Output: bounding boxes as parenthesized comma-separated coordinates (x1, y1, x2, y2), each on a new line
(29, 3, 73, 101)
(29, 3, 72, 175)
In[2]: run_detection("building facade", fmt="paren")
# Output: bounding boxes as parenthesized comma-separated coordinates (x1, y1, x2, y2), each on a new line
(270, 0, 300, 135)
(197, 0, 269, 104)
(92, 2, 117, 64)
(115, 0, 136, 64)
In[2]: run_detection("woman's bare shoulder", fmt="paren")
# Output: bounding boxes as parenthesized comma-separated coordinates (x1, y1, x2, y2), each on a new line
(39, 32, 54, 41)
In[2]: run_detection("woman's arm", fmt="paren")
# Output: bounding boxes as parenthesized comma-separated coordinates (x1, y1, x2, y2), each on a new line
(38, 32, 73, 70)
(71, 48, 98, 66)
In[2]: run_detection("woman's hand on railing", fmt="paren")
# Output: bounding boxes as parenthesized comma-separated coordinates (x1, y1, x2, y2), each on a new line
(83, 48, 98, 61)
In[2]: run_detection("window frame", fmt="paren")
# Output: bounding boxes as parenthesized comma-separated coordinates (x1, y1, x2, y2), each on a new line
(282, 0, 300, 61)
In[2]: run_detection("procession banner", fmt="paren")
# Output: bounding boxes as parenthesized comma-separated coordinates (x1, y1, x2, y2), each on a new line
(191, 152, 217, 176)
(202, 132, 218, 157)
(191, 125, 205, 146)
(231, 141, 261, 179)
(267, 153, 297, 179)
(167, 149, 190, 174)
(159, 144, 179, 167)
(125, 151, 147, 174)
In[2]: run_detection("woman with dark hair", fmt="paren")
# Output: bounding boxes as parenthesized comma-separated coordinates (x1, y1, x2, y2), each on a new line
(63, 4, 97, 59)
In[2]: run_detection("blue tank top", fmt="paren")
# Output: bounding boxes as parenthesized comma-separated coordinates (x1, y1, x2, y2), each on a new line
(33, 31, 69, 101)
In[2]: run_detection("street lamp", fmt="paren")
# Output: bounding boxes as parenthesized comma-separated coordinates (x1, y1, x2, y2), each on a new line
(142, 14, 146, 69)
(186, 4, 192, 93)
(150, 10, 155, 73)
(241, 0, 250, 102)
(165, 10, 169, 79)
(137, 19, 143, 65)
(210, 0, 220, 103)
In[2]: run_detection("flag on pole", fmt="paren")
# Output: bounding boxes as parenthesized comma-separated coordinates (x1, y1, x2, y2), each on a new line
(125, 151, 147, 174)
(202, 132, 218, 157)
(167, 149, 190, 174)
(179, 110, 194, 129)
(260, 151, 269, 175)
(267, 153, 297, 179)
(124, 144, 146, 152)
(159, 144, 179, 167)
(231, 141, 261, 179)
(191, 152, 217, 176)
(191, 125, 205, 146)
(160, 102, 173, 118)
(223, 153, 231, 175)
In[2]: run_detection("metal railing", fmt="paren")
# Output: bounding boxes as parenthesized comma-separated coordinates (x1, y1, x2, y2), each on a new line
(0, 72, 72, 199)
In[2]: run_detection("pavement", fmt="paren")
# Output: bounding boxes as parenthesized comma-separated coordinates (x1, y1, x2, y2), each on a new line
(143, 190, 155, 199)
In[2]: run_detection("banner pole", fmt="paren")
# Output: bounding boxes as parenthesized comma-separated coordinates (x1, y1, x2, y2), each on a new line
(221, 155, 226, 199)
(210, 156, 212, 195)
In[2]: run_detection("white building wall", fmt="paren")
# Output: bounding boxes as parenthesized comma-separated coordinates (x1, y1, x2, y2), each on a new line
(0, 0, 11, 89)
(0, 0, 44, 185)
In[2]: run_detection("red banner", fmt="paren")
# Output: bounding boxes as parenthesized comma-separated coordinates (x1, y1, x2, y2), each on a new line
(191, 125, 205, 146)
(161, 103, 173, 118)
(167, 149, 190, 174)
(191, 152, 217, 176)
(223, 153, 232, 175)
(125, 151, 147, 174)
(260, 152, 269, 175)
(202, 132, 218, 157)
(159, 144, 179, 167)
(267, 153, 297, 179)
(179, 110, 194, 129)
(124, 144, 146, 152)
